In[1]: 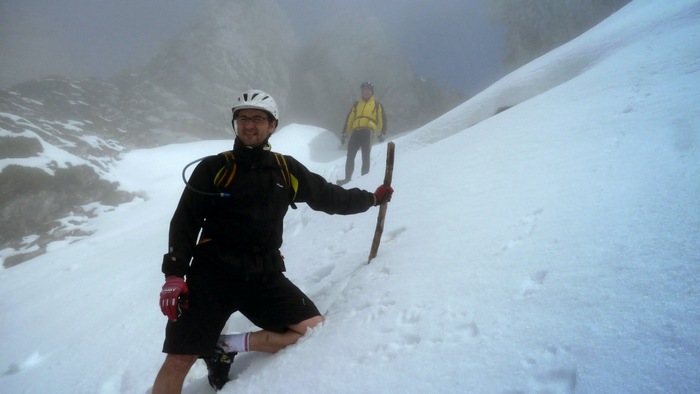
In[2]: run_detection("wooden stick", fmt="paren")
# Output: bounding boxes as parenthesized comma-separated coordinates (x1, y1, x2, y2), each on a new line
(368, 142, 395, 263)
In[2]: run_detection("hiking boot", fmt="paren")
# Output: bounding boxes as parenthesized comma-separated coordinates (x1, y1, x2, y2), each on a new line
(203, 347, 237, 391)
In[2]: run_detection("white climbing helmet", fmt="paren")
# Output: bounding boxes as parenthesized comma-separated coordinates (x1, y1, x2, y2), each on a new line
(232, 89, 279, 120)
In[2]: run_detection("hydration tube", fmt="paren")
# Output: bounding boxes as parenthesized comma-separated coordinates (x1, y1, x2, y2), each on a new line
(181, 156, 231, 197)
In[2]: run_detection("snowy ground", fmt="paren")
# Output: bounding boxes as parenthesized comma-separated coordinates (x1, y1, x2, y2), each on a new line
(1, 1, 699, 393)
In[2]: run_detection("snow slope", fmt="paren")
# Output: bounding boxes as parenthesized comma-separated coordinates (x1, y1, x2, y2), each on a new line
(1, 1, 699, 393)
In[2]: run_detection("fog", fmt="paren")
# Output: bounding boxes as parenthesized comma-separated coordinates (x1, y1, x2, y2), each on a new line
(0, 0, 505, 96)
(0, 0, 199, 87)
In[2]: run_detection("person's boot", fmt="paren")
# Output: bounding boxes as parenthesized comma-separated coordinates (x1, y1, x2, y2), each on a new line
(203, 347, 237, 390)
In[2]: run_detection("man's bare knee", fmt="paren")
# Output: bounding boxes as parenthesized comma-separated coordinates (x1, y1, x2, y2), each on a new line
(163, 354, 197, 371)
(289, 315, 324, 335)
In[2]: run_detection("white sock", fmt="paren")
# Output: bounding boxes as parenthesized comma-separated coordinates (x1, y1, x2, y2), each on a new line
(218, 333, 250, 353)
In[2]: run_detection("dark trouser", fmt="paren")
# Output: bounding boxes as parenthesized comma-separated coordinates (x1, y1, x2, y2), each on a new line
(162, 268, 320, 357)
(345, 128, 372, 179)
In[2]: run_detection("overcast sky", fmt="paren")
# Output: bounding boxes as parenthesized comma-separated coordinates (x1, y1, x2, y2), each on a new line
(0, 0, 506, 96)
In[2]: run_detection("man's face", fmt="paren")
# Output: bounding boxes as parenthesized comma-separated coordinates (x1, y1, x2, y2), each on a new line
(234, 109, 276, 147)
(362, 87, 373, 100)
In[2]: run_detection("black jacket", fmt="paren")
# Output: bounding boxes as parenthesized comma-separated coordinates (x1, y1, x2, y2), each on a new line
(162, 138, 375, 277)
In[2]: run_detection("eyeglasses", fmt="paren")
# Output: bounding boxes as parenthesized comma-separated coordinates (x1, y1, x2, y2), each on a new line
(236, 116, 269, 125)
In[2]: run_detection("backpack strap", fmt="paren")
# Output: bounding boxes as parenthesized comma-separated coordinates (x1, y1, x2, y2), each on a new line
(213, 150, 298, 209)
(214, 151, 237, 189)
(274, 152, 298, 209)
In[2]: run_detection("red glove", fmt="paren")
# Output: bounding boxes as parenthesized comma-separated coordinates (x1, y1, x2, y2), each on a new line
(160, 275, 188, 321)
(374, 185, 394, 206)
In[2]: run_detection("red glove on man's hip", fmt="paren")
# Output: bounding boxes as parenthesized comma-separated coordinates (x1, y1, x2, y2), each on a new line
(160, 275, 188, 321)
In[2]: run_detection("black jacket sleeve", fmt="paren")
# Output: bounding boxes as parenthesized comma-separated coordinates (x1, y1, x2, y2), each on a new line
(287, 156, 375, 215)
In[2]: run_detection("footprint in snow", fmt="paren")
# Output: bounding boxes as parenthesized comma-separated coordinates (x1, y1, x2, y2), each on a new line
(322, 243, 347, 260)
(3, 352, 46, 375)
(441, 310, 480, 343)
(310, 264, 335, 282)
(523, 344, 578, 393)
(382, 226, 407, 244)
(341, 222, 355, 234)
(520, 270, 548, 298)
(498, 208, 544, 254)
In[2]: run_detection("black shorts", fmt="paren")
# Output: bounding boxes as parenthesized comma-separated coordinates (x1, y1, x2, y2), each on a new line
(162, 271, 321, 357)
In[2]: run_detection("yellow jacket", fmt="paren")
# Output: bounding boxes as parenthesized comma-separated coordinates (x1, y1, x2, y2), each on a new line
(343, 96, 386, 137)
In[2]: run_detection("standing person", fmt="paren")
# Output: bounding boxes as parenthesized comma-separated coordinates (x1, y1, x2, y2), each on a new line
(152, 89, 394, 393)
(338, 81, 387, 185)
